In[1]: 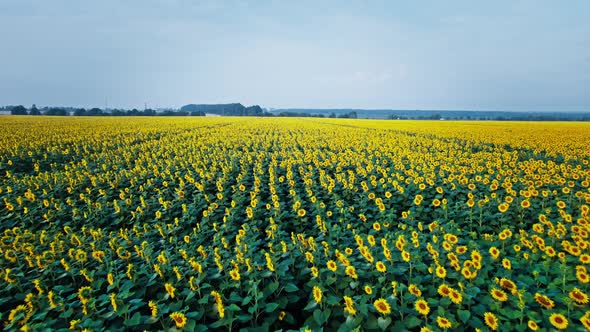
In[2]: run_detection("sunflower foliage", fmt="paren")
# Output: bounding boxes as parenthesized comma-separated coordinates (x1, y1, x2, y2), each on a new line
(0, 117, 589, 331)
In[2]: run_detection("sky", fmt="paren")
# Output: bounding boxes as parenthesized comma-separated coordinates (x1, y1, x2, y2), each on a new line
(0, 0, 589, 111)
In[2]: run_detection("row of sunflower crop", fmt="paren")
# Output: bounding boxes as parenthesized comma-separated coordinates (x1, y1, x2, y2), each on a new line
(0, 117, 589, 331)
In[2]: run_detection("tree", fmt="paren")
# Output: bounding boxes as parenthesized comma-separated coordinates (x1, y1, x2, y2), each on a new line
(73, 108, 87, 116)
(87, 108, 103, 116)
(11, 105, 28, 115)
(29, 104, 41, 115)
(45, 108, 68, 116)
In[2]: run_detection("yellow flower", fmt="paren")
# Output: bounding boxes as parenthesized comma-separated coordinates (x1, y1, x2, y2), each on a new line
(327, 260, 338, 272)
(435, 265, 446, 278)
(534, 293, 554, 309)
(312, 286, 323, 304)
(165, 283, 176, 299)
(527, 320, 539, 331)
(490, 288, 508, 302)
(448, 289, 463, 304)
(375, 261, 386, 273)
(436, 316, 452, 329)
(415, 299, 430, 316)
(170, 312, 187, 328)
(548, 313, 568, 330)
(229, 268, 241, 281)
(110, 293, 118, 312)
(408, 284, 422, 297)
(373, 298, 391, 315)
(569, 287, 589, 304)
(364, 285, 373, 295)
(148, 301, 158, 317)
(345, 265, 358, 279)
(484, 312, 498, 330)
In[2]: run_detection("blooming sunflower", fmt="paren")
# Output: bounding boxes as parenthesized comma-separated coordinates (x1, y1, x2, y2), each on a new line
(548, 313, 568, 330)
(165, 283, 176, 299)
(484, 312, 498, 330)
(327, 260, 338, 272)
(436, 316, 452, 329)
(375, 261, 387, 273)
(569, 287, 589, 304)
(415, 299, 430, 316)
(438, 284, 451, 297)
(345, 265, 358, 279)
(490, 288, 508, 302)
(373, 298, 391, 315)
(534, 293, 554, 309)
(312, 286, 322, 304)
(435, 265, 447, 278)
(408, 284, 422, 297)
(448, 289, 463, 304)
(170, 312, 187, 328)
(527, 320, 538, 331)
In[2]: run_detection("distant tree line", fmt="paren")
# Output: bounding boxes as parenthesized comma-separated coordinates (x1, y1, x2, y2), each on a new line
(3, 104, 589, 121)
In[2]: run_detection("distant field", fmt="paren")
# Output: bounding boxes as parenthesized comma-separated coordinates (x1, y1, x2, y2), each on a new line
(1, 117, 589, 331)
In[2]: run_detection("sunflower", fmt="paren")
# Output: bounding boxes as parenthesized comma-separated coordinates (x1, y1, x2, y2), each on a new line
(548, 313, 568, 330)
(345, 265, 358, 279)
(402, 251, 411, 262)
(373, 222, 381, 231)
(568, 287, 589, 304)
(170, 312, 187, 328)
(278, 311, 286, 321)
(435, 265, 447, 278)
(499, 278, 517, 294)
(438, 284, 451, 297)
(408, 284, 422, 297)
(373, 298, 391, 315)
(484, 312, 498, 330)
(229, 269, 241, 281)
(327, 260, 338, 272)
(501, 258, 511, 270)
(364, 285, 373, 295)
(165, 283, 176, 299)
(527, 320, 538, 331)
(490, 288, 508, 302)
(498, 203, 509, 213)
(415, 299, 430, 316)
(297, 208, 306, 217)
(312, 286, 322, 304)
(148, 301, 158, 317)
(580, 314, 590, 330)
(534, 293, 554, 309)
(375, 261, 387, 273)
(577, 270, 590, 283)
(436, 316, 452, 329)
(448, 289, 463, 304)
(311, 266, 319, 278)
(520, 200, 530, 208)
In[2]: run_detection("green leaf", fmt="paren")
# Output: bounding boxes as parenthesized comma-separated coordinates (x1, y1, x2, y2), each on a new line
(124, 312, 141, 326)
(265, 302, 279, 313)
(284, 283, 299, 292)
(313, 309, 323, 325)
(404, 316, 421, 329)
(377, 317, 391, 330)
(458, 309, 471, 323)
(227, 304, 241, 312)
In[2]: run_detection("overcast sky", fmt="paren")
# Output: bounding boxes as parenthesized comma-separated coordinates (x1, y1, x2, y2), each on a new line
(1, 0, 589, 111)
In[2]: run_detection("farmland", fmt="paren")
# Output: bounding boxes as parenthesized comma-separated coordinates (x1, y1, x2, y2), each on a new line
(0, 117, 589, 331)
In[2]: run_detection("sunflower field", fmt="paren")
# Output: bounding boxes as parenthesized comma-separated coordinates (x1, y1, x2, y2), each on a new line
(0, 116, 589, 331)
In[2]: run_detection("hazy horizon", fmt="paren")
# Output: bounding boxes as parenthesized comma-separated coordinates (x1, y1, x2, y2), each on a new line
(1, 0, 589, 112)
